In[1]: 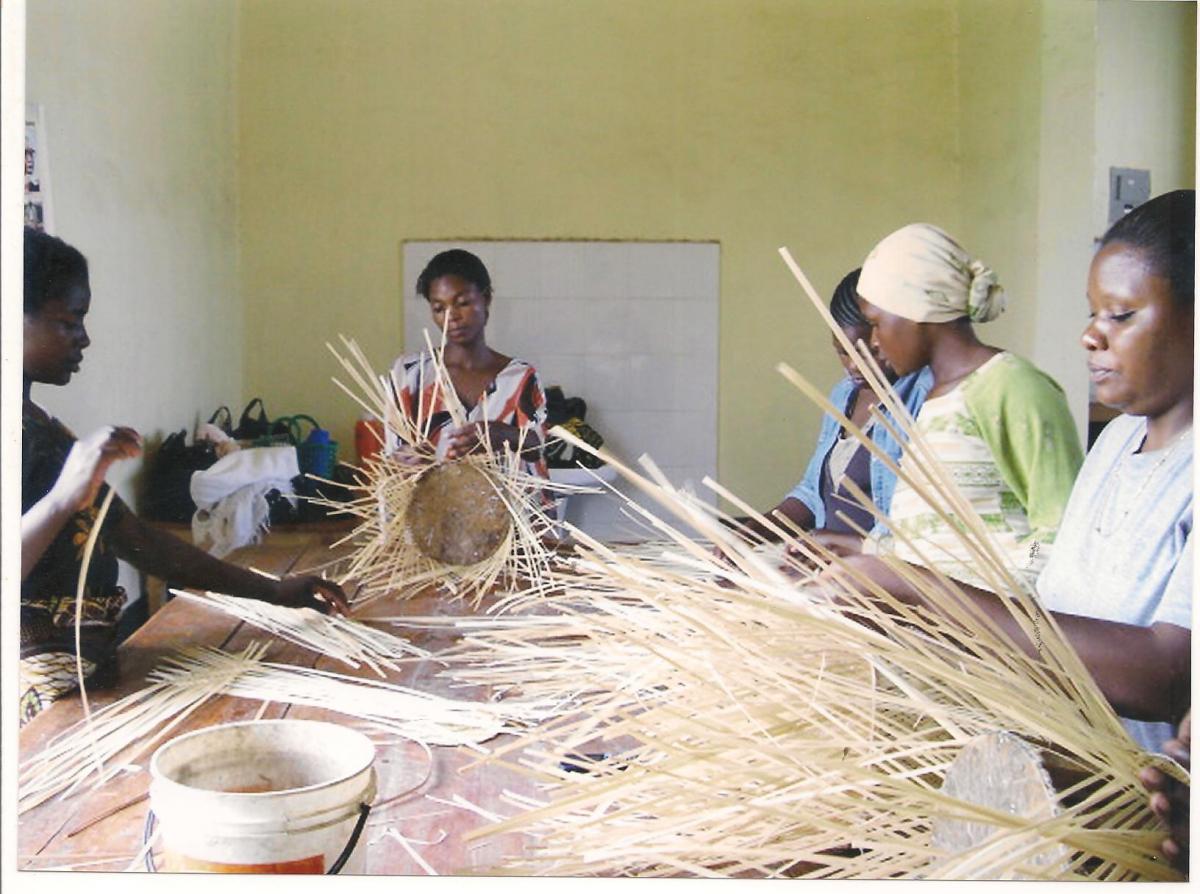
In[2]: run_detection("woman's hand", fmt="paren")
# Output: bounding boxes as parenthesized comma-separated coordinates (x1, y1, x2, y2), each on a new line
(389, 440, 434, 467)
(444, 422, 522, 460)
(270, 575, 351, 616)
(54, 426, 142, 512)
(808, 530, 865, 558)
(781, 529, 864, 573)
(1139, 711, 1190, 872)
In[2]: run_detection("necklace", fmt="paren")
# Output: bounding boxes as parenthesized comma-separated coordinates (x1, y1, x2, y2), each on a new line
(1093, 425, 1191, 537)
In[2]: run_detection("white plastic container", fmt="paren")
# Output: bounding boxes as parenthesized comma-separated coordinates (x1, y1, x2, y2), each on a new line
(149, 719, 377, 874)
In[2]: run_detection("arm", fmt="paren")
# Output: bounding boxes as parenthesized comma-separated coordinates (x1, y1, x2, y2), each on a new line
(786, 380, 856, 532)
(109, 512, 349, 615)
(865, 365, 933, 538)
(726, 497, 815, 543)
(21, 426, 142, 580)
(831, 555, 1190, 723)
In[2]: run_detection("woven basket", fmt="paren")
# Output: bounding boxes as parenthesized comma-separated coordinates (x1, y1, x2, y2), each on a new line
(291, 414, 339, 479)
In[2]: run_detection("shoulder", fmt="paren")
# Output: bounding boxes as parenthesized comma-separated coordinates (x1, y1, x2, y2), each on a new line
(390, 351, 430, 384)
(965, 352, 1071, 410)
(500, 355, 536, 373)
(394, 350, 425, 370)
(893, 366, 933, 401)
(828, 376, 855, 404)
(1088, 414, 1146, 457)
(22, 401, 73, 448)
(498, 356, 542, 384)
(976, 352, 1061, 390)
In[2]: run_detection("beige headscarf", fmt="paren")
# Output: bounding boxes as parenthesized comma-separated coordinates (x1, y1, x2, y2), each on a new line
(857, 223, 1006, 324)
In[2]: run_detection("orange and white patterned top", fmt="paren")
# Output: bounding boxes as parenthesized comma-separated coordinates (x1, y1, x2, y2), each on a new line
(387, 351, 550, 480)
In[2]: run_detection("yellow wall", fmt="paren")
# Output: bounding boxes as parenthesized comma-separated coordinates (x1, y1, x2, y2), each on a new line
(1094, 0, 1196, 237)
(956, 0, 1044, 365)
(237, 0, 964, 510)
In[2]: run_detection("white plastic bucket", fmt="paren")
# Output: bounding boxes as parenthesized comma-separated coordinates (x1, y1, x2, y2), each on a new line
(148, 719, 377, 874)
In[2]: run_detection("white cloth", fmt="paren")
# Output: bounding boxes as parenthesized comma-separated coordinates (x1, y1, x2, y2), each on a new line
(1037, 414, 1193, 753)
(858, 223, 1006, 324)
(190, 446, 299, 558)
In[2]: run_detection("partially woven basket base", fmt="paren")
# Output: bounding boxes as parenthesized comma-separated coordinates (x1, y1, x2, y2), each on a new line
(406, 462, 512, 567)
(931, 731, 1068, 878)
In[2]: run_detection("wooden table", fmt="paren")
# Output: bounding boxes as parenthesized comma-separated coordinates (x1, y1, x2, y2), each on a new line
(17, 526, 537, 875)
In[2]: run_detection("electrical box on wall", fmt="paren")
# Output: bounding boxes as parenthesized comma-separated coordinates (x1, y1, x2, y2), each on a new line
(1108, 167, 1150, 225)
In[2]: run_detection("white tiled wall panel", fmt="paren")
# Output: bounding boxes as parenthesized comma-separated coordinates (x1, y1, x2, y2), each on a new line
(403, 241, 720, 541)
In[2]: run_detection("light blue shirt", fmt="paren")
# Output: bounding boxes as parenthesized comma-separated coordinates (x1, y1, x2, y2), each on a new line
(786, 366, 933, 536)
(1037, 414, 1192, 753)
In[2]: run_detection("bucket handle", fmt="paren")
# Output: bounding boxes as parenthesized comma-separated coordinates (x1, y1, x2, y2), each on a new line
(142, 802, 371, 874)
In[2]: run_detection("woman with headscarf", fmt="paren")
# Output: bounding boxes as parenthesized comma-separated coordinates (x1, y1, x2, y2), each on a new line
(836, 223, 1084, 591)
(830, 192, 1192, 753)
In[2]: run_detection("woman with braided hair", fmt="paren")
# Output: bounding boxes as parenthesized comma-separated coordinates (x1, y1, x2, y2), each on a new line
(731, 267, 932, 544)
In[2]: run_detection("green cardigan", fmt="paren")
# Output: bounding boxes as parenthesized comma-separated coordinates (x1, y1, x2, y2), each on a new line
(960, 352, 1083, 546)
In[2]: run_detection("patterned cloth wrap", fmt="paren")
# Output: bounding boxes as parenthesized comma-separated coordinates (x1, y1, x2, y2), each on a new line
(20, 402, 128, 725)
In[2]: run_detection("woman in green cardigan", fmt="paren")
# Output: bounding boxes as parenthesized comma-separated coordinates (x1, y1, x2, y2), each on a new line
(817, 222, 1083, 592)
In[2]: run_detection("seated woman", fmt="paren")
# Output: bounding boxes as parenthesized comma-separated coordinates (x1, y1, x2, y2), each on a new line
(842, 223, 1083, 591)
(387, 249, 548, 477)
(21, 228, 349, 726)
(732, 268, 931, 542)
(835, 190, 1192, 751)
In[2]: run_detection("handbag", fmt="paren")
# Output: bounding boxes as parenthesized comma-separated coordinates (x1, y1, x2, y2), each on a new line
(143, 430, 219, 522)
(207, 405, 234, 436)
(543, 386, 605, 469)
(291, 414, 339, 479)
(232, 397, 272, 442)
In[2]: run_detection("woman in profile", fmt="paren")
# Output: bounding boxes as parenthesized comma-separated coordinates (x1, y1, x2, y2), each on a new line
(21, 227, 348, 725)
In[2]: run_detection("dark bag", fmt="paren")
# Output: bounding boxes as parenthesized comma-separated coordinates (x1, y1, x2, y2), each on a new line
(142, 430, 219, 522)
(295, 463, 357, 522)
(542, 386, 605, 469)
(207, 405, 234, 436)
(232, 397, 271, 441)
(545, 386, 587, 427)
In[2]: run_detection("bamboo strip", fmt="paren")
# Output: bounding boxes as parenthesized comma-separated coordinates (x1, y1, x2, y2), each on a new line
(73, 487, 117, 779)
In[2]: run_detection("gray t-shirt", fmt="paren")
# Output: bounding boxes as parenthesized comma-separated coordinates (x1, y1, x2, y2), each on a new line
(1036, 414, 1192, 753)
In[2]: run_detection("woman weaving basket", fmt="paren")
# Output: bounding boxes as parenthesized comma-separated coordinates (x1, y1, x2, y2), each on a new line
(832, 191, 1193, 753)
(20, 228, 349, 725)
(386, 249, 549, 480)
(730, 267, 931, 544)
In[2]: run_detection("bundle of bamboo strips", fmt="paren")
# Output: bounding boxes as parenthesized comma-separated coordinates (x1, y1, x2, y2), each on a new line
(180, 646, 550, 748)
(172, 589, 433, 676)
(318, 334, 592, 607)
(18, 643, 271, 814)
(423, 251, 1186, 880)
